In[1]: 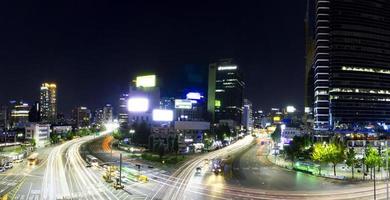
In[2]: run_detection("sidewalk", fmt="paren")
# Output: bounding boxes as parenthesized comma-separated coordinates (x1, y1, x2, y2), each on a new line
(267, 154, 390, 181)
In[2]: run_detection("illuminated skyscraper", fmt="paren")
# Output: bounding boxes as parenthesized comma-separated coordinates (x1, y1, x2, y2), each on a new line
(207, 59, 244, 127)
(10, 101, 30, 128)
(304, 0, 315, 112)
(313, 0, 390, 130)
(118, 93, 129, 127)
(40, 83, 57, 123)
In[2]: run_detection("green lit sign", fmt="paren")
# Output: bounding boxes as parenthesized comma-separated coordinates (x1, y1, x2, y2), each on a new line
(215, 100, 221, 107)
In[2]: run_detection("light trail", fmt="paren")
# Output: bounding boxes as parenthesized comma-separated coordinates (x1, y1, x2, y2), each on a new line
(40, 124, 129, 200)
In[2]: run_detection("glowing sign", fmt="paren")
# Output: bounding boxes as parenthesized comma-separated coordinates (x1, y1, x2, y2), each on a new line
(152, 109, 173, 122)
(186, 92, 202, 100)
(218, 66, 237, 71)
(273, 116, 281, 122)
(128, 98, 149, 112)
(286, 106, 296, 113)
(304, 107, 311, 113)
(215, 100, 221, 107)
(175, 99, 192, 109)
(136, 75, 156, 88)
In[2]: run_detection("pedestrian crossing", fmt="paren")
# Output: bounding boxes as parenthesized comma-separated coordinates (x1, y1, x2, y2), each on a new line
(13, 187, 146, 200)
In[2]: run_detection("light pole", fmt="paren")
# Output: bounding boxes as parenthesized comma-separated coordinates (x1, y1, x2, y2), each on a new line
(110, 142, 113, 162)
(386, 140, 389, 200)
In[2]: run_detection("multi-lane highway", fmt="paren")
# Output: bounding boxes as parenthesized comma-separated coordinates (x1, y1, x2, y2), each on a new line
(10, 127, 133, 200)
(4, 132, 390, 200)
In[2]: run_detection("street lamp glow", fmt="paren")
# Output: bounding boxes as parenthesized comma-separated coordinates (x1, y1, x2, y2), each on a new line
(127, 97, 149, 112)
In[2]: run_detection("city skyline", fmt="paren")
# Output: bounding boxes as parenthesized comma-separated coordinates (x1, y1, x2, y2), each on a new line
(1, 1, 390, 200)
(0, 1, 306, 113)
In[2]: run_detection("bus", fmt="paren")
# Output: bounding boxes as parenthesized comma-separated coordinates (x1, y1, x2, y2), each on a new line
(27, 153, 39, 166)
(293, 161, 320, 175)
(86, 155, 99, 167)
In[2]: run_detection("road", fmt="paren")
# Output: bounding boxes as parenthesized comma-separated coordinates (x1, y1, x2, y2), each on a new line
(150, 136, 389, 200)
(231, 137, 360, 191)
(7, 133, 390, 200)
(11, 129, 132, 200)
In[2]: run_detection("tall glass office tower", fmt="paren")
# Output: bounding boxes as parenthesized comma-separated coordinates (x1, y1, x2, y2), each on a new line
(314, 0, 390, 130)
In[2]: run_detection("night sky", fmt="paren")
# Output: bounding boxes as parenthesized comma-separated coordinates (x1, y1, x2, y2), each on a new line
(0, 1, 306, 115)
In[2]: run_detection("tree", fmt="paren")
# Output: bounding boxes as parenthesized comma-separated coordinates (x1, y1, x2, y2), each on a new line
(133, 121, 151, 146)
(158, 143, 165, 159)
(216, 124, 230, 141)
(365, 147, 382, 180)
(312, 142, 345, 176)
(271, 125, 281, 143)
(327, 143, 345, 176)
(50, 133, 60, 144)
(30, 139, 36, 147)
(345, 148, 358, 179)
(285, 135, 313, 163)
(173, 135, 179, 154)
(312, 143, 327, 175)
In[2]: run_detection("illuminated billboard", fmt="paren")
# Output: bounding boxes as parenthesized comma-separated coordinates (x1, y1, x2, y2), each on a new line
(217, 66, 237, 71)
(186, 92, 202, 100)
(286, 106, 296, 113)
(175, 99, 192, 109)
(273, 116, 281, 122)
(128, 97, 149, 112)
(136, 75, 156, 88)
(152, 109, 173, 122)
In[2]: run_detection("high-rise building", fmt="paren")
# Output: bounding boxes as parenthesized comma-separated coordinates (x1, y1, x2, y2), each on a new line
(119, 94, 129, 127)
(128, 74, 160, 126)
(242, 99, 254, 133)
(0, 105, 8, 131)
(207, 59, 244, 127)
(175, 93, 206, 122)
(72, 106, 91, 128)
(103, 104, 113, 123)
(313, 0, 390, 130)
(29, 101, 41, 123)
(10, 101, 30, 128)
(40, 83, 57, 123)
(93, 109, 104, 125)
(304, 0, 315, 112)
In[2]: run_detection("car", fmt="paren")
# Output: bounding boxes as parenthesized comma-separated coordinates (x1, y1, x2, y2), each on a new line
(138, 175, 149, 183)
(4, 162, 13, 169)
(195, 167, 202, 176)
(0, 167, 5, 173)
(13, 159, 23, 163)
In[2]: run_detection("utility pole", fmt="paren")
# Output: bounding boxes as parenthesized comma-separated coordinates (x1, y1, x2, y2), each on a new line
(386, 140, 389, 200)
(119, 153, 122, 186)
(374, 165, 376, 200)
(110, 142, 113, 162)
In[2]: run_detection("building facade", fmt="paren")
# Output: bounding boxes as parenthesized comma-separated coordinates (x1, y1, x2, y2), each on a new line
(25, 123, 50, 148)
(313, 0, 390, 130)
(40, 83, 57, 123)
(10, 101, 30, 128)
(242, 99, 254, 133)
(103, 104, 113, 123)
(72, 107, 91, 128)
(119, 93, 129, 127)
(128, 75, 160, 126)
(207, 59, 244, 127)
